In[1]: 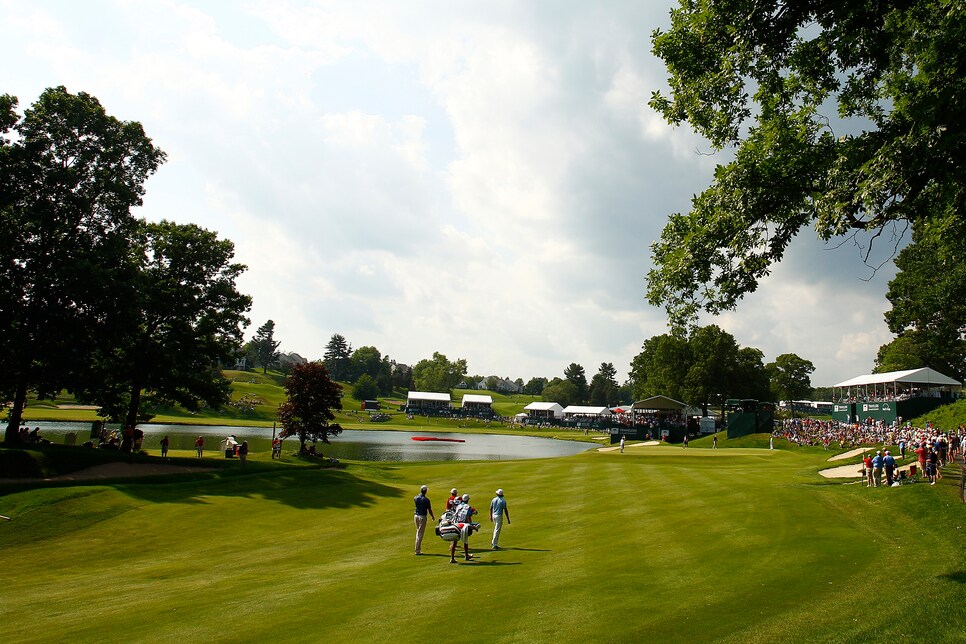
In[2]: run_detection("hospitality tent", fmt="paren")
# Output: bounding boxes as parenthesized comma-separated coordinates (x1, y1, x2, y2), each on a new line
(524, 401, 564, 421)
(833, 367, 961, 399)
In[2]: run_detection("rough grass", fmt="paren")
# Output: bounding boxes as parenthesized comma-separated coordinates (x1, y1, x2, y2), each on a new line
(0, 445, 962, 643)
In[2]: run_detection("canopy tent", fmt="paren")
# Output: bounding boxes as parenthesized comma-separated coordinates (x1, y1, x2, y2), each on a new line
(631, 396, 687, 412)
(833, 367, 961, 401)
(524, 401, 564, 420)
(833, 367, 961, 388)
(461, 394, 493, 406)
(562, 405, 611, 417)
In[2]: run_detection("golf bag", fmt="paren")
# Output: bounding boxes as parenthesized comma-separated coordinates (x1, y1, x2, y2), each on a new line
(436, 522, 462, 542)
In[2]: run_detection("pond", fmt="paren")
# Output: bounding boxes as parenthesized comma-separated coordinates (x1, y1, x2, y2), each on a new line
(25, 422, 597, 462)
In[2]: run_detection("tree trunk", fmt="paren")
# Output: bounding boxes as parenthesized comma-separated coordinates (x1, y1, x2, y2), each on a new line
(121, 382, 142, 453)
(4, 381, 29, 444)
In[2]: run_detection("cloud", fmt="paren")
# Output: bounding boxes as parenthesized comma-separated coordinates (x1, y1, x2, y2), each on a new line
(1, 0, 903, 387)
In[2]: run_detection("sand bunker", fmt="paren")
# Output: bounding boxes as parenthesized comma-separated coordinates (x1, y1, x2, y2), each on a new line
(819, 461, 916, 479)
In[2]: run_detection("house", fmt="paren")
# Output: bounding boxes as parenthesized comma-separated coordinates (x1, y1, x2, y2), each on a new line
(278, 352, 308, 370)
(473, 377, 524, 394)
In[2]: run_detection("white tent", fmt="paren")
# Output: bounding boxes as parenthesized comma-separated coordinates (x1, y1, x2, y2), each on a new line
(833, 367, 961, 388)
(833, 367, 961, 400)
(562, 405, 612, 418)
(524, 401, 564, 420)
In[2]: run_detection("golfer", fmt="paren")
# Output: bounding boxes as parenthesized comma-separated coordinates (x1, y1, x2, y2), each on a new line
(490, 489, 510, 549)
(413, 485, 435, 555)
(620, 436, 625, 453)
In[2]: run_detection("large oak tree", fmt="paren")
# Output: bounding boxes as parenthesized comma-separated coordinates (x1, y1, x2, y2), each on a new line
(0, 87, 165, 443)
(647, 2, 966, 326)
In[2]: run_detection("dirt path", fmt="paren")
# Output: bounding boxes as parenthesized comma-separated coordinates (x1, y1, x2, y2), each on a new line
(0, 462, 217, 484)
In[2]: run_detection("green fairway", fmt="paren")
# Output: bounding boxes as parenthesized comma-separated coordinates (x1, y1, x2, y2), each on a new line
(0, 445, 963, 643)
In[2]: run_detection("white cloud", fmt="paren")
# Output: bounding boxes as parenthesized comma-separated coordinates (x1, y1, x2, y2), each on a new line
(0, 0, 902, 386)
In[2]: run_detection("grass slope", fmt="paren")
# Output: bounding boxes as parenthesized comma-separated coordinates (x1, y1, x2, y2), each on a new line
(0, 445, 962, 643)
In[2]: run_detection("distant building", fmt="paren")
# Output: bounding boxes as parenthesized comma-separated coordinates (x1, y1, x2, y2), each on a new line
(524, 401, 564, 421)
(406, 391, 451, 412)
(278, 352, 309, 370)
(461, 393, 494, 415)
(473, 377, 523, 393)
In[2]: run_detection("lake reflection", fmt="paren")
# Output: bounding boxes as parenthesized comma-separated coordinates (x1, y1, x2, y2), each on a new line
(29, 422, 596, 462)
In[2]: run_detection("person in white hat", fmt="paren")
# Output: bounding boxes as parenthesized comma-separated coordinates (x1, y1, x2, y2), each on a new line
(446, 488, 460, 513)
(489, 488, 510, 549)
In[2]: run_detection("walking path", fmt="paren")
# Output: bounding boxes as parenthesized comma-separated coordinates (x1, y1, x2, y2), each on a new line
(827, 448, 866, 462)
(598, 440, 662, 452)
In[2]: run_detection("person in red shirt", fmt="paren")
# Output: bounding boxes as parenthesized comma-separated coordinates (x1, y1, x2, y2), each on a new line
(914, 443, 927, 479)
(445, 488, 460, 514)
(863, 453, 873, 487)
(195, 435, 205, 458)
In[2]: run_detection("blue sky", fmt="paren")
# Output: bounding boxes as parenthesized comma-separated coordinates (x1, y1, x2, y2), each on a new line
(2, 0, 904, 387)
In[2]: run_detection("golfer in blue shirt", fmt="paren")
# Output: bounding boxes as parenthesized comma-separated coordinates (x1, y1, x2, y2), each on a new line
(489, 489, 510, 549)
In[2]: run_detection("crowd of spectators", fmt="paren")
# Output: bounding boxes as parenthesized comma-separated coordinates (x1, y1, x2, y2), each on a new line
(836, 389, 960, 404)
(776, 417, 964, 465)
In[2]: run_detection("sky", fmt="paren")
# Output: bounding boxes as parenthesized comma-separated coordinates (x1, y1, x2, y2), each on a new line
(2, 0, 906, 388)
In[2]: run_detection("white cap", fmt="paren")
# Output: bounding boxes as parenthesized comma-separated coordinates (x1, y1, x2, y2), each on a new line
(420, 485, 428, 493)
(451, 488, 458, 495)
(461, 493, 470, 501)
(496, 489, 504, 496)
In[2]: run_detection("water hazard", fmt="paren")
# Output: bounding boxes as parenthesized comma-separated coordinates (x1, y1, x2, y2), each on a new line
(27, 422, 596, 462)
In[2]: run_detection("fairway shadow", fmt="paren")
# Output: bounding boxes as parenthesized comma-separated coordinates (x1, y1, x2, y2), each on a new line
(495, 547, 550, 552)
(112, 468, 403, 511)
(937, 571, 966, 584)
(461, 561, 522, 566)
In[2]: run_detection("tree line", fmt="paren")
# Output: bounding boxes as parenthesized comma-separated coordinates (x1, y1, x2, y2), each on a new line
(314, 326, 815, 414)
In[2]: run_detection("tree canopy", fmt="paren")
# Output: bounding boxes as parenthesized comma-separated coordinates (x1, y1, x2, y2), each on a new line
(881, 212, 966, 381)
(541, 378, 579, 408)
(564, 363, 588, 404)
(412, 352, 467, 393)
(588, 362, 621, 406)
(322, 333, 352, 382)
(765, 354, 816, 410)
(0, 87, 165, 442)
(77, 220, 251, 436)
(647, 1, 966, 326)
(277, 361, 344, 452)
(629, 325, 772, 414)
(249, 320, 281, 374)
